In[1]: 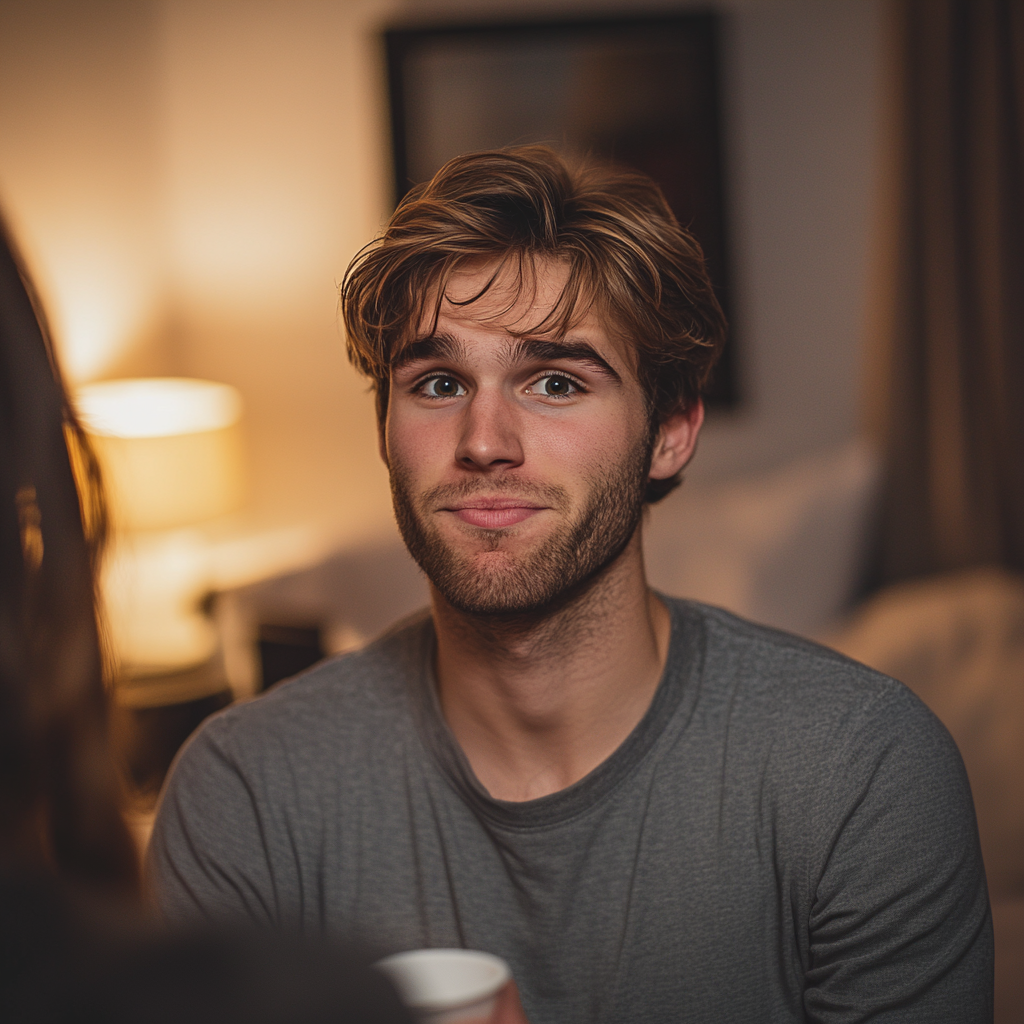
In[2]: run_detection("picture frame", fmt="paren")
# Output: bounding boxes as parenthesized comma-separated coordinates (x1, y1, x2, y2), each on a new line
(385, 13, 736, 405)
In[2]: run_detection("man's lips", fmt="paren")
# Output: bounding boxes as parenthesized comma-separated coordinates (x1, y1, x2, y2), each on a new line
(442, 499, 548, 530)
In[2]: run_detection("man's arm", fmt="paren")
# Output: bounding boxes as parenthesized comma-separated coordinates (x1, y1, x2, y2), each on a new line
(146, 714, 283, 925)
(804, 685, 993, 1022)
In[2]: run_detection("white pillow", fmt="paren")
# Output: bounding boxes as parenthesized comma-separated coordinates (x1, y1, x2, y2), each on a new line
(644, 441, 879, 637)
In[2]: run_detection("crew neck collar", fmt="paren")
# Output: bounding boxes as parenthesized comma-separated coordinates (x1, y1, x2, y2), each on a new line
(408, 597, 706, 831)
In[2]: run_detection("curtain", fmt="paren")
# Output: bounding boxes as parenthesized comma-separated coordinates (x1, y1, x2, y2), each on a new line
(870, 0, 1024, 586)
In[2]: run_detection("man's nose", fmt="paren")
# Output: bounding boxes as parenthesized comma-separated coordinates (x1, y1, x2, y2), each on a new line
(455, 390, 524, 470)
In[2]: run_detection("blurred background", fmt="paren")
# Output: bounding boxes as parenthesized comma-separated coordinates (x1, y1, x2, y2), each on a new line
(0, 0, 1020, 1016)
(0, 0, 881, 577)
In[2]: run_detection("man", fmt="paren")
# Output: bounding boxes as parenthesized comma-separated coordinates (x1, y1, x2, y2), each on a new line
(150, 147, 992, 1022)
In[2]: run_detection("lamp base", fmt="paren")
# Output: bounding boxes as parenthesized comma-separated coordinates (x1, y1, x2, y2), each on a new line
(116, 687, 232, 801)
(115, 654, 228, 710)
(114, 654, 232, 803)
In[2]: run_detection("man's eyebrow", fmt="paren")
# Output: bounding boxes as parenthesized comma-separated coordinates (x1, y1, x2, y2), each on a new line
(390, 333, 623, 384)
(507, 337, 622, 383)
(391, 333, 466, 370)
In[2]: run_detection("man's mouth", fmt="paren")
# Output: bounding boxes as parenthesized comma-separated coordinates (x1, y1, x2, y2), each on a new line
(442, 499, 548, 530)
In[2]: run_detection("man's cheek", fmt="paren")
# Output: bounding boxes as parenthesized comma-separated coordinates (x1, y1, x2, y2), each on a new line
(387, 425, 434, 473)
(529, 422, 633, 472)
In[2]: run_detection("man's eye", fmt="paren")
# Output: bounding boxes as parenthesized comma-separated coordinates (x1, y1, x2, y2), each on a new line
(420, 376, 465, 398)
(528, 374, 580, 398)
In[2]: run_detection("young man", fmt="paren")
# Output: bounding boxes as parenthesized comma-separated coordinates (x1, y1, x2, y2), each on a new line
(150, 147, 992, 1022)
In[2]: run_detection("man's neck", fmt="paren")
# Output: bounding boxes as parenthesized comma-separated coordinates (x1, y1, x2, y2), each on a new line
(431, 532, 671, 802)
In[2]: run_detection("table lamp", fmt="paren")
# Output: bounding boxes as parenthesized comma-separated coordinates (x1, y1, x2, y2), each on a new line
(76, 377, 244, 708)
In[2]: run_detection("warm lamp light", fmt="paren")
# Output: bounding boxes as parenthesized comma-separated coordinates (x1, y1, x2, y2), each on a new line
(75, 377, 245, 703)
(76, 377, 244, 530)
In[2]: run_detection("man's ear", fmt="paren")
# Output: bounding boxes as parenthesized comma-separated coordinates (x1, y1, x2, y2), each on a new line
(648, 399, 704, 483)
(376, 383, 390, 468)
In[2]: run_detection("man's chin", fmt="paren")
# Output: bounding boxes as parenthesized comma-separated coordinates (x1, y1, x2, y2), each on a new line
(428, 543, 622, 620)
(430, 553, 550, 616)
(392, 441, 650, 620)
(434, 580, 569, 619)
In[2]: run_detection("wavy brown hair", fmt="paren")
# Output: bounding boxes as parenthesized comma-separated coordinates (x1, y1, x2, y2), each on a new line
(0, 217, 138, 897)
(340, 145, 727, 502)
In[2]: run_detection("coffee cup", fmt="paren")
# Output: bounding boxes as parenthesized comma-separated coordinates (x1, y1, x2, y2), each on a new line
(375, 948, 511, 1024)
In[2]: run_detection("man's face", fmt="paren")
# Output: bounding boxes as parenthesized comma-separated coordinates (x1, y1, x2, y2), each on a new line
(384, 259, 657, 617)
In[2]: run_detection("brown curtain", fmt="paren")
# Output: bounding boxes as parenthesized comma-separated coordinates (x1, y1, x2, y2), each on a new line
(871, 0, 1024, 586)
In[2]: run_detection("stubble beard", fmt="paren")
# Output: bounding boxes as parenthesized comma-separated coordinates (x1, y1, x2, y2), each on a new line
(390, 438, 652, 618)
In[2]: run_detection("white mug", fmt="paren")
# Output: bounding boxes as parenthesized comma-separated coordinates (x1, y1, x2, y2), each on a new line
(375, 948, 511, 1024)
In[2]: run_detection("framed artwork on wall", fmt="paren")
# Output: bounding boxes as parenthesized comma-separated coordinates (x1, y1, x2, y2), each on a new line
(385, 13, 737, 406)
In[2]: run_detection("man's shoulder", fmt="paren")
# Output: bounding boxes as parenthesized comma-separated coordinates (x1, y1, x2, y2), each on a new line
(667, 596, 947, 746)
(670, 594, 896, 685)
(188, 608, 433, 761)
(667, 597, 973, 854)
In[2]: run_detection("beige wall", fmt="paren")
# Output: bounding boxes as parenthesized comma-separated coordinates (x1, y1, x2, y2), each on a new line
(0, 0, 885, 555)
(701, 0, 883, 480)
(0, 0, 170, 382)
(157, 0, 396, 540)
(0, 0, 400, 551)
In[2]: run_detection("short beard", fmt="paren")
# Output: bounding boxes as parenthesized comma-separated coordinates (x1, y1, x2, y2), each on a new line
(390, 438, 652, 618)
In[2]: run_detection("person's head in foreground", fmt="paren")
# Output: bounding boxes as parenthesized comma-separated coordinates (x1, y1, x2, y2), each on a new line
(342, 144, 726, 623)
(0, 218, 138, 900)
(0, 219, 412, 1024)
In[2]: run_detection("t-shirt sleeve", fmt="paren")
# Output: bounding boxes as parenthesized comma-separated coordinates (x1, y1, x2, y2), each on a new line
(146, 714, 284, 926)
(803, 684, 993, 1022)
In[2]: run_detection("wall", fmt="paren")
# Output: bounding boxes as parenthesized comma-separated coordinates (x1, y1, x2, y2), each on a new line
(699, 0, 883, 480)
(0, 0, 885, 564)
(0, 0, 170, 382)
(158, 0, 396, 541)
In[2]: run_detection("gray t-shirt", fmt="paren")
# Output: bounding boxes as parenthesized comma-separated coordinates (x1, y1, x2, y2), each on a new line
(149, 599, 992, 1023)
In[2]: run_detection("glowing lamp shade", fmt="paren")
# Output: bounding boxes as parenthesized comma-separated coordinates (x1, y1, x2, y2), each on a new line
(76, 378, 244, 531)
